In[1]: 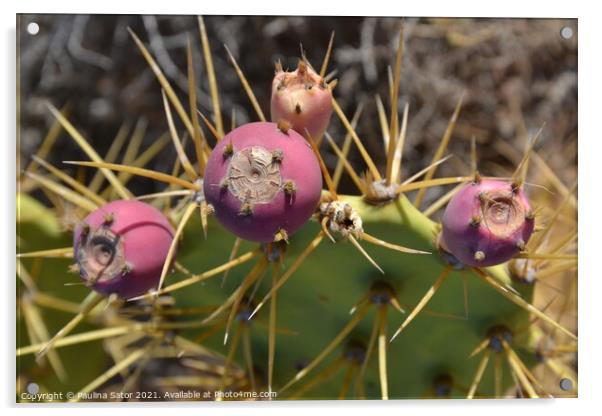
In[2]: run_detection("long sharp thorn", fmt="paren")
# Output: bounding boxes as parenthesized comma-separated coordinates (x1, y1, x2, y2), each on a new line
(249, 233, 324, 320)
(375, 94, 390, 151)
(186, 37, 207, 174)
(503, 340, 538, 398)
(135, 249, 260, 300)
(377, 307, 389, 400)
(223, 259, 267, 344)
(127, 28, 194, 138)
(221, 238, 242, 286)
(155, 203, 196, 295)
(401, 154, 454, 186)
(279, 300, 371, 394)
(268, 263, 280, 397)
(36, 292, 104, 359)
(46, 102, 133, 200)
(414, 92, 465, 208)
(423, 183, 463, 217)
(511, 123, 545, 187)
(397, 176, 472, 194)
(289, 357, 344, 400)
(355, 308, 380, 398)
(326, 132, 365, 195)
(224, 44, 266, 122)
(348, 234, 384, 274)
(469, 338, 491, 358)
(161, 90, 198, 181)
(241, 326, 256, 392)
(332, 103, 363, 189)
(197, 109, 222, 141)
(385, 22, 404, 185)
(361, 231, 430, 255)
(390, 266, 452, 342)
(17, 247, 74, 259)
(473, 268, 577, 340)
(494, 353, 503, 398)
(391, 103, 409, 184)
(467, 350, 490, 399)
(338, 363, 356, 399)
(69, 346, 148, 402)
(65, 161, 199, 191)
(24, 172, 98, 212)
(319, 31, 335, 78)
(31, 156, 107, 206)
(306, 130, 337, 199)
(198, 16, 224, 137)
(332, 98, 382, 181)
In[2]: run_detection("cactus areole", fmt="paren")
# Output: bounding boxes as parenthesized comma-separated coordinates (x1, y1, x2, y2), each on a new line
(203, 121, 323, 243)
(270, 60, 333, 141)
(440, 179, 534, 267)
(73, 200, 175, 299)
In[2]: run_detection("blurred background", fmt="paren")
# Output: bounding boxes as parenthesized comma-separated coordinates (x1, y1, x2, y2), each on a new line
(18, 15, 577, 205)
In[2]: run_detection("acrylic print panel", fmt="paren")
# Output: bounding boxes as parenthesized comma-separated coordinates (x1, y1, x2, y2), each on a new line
(16, 14, 577, 402)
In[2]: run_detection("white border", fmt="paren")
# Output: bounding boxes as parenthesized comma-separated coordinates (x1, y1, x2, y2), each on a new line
(3, 0, 600, 414)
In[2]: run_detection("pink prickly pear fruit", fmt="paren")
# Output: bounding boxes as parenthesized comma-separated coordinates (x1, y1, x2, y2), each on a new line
(203, 121, 323, 243)
(270, 60, 333, 142)
(73, 200, 175, 299)
(440, 179, 534, 267)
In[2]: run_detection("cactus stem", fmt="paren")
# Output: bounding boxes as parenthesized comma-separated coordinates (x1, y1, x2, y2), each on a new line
(390, 266, 453, 343)
(467, 350, 490, 399)
(472, 268, 576, 340)
(249, 232, 325, 320)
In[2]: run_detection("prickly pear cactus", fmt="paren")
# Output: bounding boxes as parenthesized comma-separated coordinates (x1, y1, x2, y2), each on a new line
(16, 15, 577, 402)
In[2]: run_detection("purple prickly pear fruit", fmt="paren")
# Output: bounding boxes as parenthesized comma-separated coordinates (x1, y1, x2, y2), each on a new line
(73, 200, 175, 299)
(203, 121, 323, 243)
(440, 179, 534, 267)
(270, 60, 333, 141)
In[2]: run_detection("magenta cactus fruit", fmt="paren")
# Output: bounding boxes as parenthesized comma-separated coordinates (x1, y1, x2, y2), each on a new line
(203, 121, 323, 243)
(440, 179, 535, 267)
(270, 60, 333, 141)
(73, 200, 175, 299)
